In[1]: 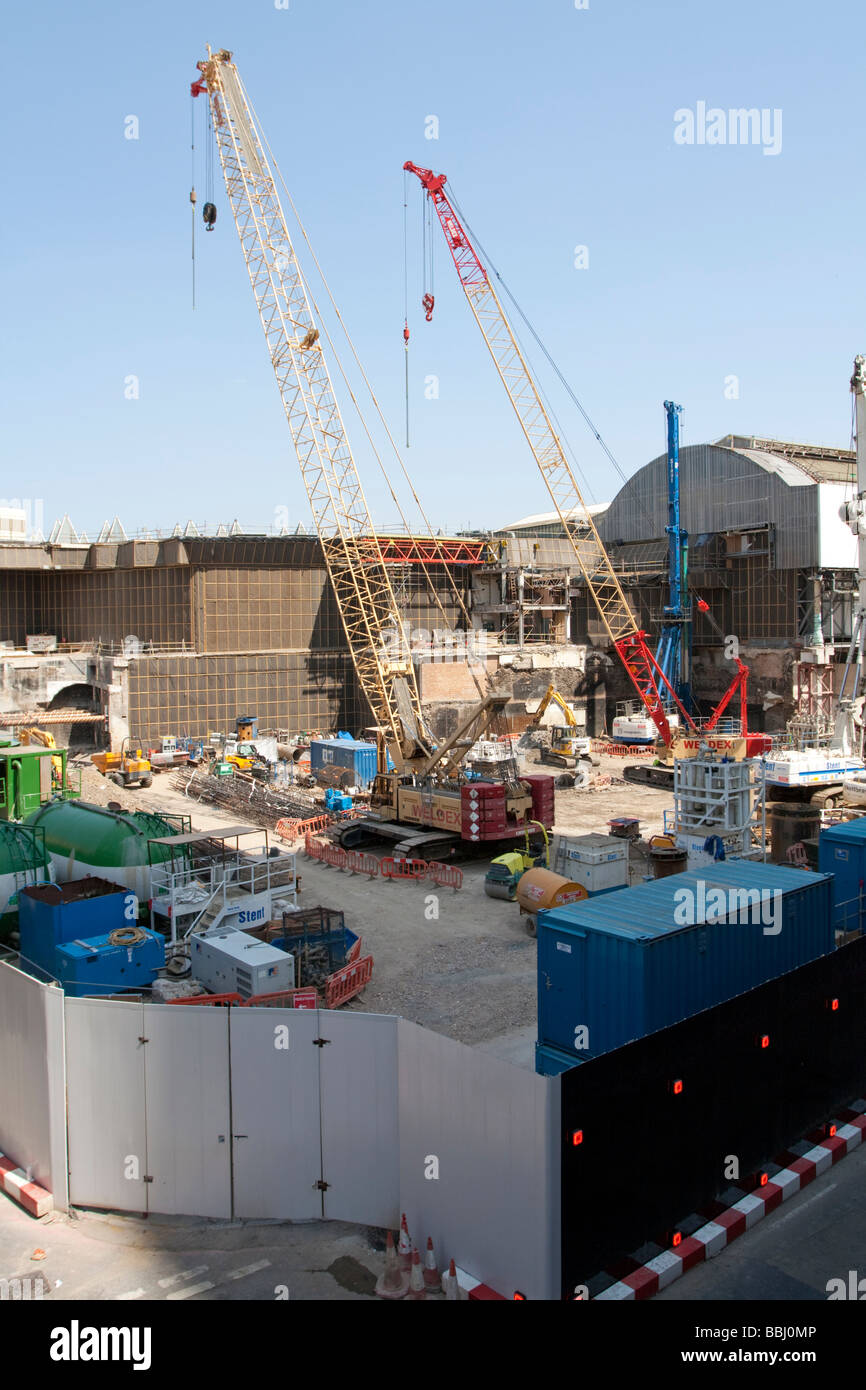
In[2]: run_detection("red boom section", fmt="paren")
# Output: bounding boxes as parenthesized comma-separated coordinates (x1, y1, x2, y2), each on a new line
(404, 161, 698, 750)
(615, 633, 699, 746)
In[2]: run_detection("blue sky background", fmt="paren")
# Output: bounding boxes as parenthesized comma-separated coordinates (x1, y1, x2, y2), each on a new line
(3, 0, 863, 536)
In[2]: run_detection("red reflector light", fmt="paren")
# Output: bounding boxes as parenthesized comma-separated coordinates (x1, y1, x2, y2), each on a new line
(571, 1129, 583, 1147)
(760, 1172, 768, 1187)
(513, 1291, 526, 1300)
(760, 1034, 770, 1049)
(829, 1124, 837, 1137)
(672, 1231, 682, 1248)
(672, 1079, 683, 1095)
(830, 998, 840, 1011)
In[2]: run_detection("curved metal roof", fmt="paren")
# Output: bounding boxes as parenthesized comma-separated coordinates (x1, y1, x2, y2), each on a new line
(598, 442, 846, 570)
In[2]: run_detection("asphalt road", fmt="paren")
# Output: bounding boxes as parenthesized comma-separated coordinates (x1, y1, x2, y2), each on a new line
(0, 1200, 383, 1302)
(656, 1140, 866, 1301)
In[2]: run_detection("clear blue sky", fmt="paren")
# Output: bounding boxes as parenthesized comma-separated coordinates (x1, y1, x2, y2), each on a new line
(3, 0, 863, 537)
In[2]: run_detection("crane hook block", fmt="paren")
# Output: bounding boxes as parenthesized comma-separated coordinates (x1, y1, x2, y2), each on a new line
(422, 293, 435, 322)
(403, 321, 410, 345)
(203, 202, 217, 230)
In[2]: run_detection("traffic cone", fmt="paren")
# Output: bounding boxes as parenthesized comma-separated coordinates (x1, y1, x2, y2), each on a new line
(397, 1212, 412, 1272)
(375, 1229, 409, 1300)
(406, 1245, 426, 1300)
(423, 1236, 440, 1290)
(442, 1258, 459, 1300)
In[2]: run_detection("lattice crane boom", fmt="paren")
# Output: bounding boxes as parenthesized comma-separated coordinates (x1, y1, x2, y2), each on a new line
(404, 162, 697, 745)
(192, 50, 432, 770)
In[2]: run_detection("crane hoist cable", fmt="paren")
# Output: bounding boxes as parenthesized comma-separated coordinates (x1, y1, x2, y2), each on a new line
(404, 159, 698, 747)
(248, 99, 483, 683)
(190, 94, 197, 309)
(448, 186, 629, 491)
(403, 170, 410, 448)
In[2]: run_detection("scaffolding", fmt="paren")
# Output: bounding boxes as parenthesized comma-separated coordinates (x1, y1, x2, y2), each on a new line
(666, 753, 766, 861)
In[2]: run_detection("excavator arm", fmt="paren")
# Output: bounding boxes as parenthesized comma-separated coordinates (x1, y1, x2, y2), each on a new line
(530, 684, 578, 730)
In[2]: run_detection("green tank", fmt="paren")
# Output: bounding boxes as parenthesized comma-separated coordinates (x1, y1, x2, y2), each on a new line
(25, 799, 186, 903)
(0, 821, 51, 942)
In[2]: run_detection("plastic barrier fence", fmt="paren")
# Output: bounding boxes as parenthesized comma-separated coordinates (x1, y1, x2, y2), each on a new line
(591, 743, 655, 757)
(276, 814, 331, 842)
(426, 862, 464, 892)
(380, 857, 429, 881)
(325, 954, 374, 1008)
(304, 840, 462, 891)
(345, 851, 379, 878)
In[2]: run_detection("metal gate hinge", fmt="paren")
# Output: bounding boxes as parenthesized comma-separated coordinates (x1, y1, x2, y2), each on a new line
(138, 1036, 149, 1043)
(143, 1176, 154, 1184)
(315, 1179, 330, 1191)
(312, 1037, 331, 1047)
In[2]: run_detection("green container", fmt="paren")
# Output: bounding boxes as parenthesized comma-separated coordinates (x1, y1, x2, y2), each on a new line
(0, 744, 80, 821)
(0, 822, 50, 942)
(25, 799, 184, 902)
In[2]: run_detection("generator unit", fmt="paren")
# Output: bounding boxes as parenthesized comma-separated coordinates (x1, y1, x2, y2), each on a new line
(55, 927, 165, 998)
(550, 833, 628, 896)
(190, 927, 295, 998)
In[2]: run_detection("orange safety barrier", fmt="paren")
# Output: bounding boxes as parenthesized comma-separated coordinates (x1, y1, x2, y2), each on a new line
(346, 935, 362, 964)
(322, 844, 348, 870)
(276, 813, 332, 842)
(242, 987, 321, 1009)
(592, 743, 655, 757)
(167, 992, 243, 1007)
(427, 861, 464, 892)
(345, 850, 379, 878)
(325, 954, 374, 1008)
(381, 857, 429, 881)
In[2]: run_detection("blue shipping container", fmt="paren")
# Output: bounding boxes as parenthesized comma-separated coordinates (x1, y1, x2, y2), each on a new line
(18, 876, 132, 980)
(818, 817, 866, 933)
(537, 860, 834, 1072)
(309, 738, 378, 791)
(55, 929, 165, 997)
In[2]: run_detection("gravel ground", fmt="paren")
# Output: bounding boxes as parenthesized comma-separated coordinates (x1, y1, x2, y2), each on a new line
(69, 747, 673, 1057)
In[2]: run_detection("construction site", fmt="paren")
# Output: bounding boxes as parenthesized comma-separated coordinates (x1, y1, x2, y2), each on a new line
(2, 35, 866, 1323)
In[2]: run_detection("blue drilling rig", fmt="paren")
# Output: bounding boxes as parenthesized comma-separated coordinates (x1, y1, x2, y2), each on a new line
(654, 401, 696, 711)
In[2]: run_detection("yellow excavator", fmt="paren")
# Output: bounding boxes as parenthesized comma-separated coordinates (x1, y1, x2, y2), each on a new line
(19, 727, 65, 782)
(520, 685, 594, 770)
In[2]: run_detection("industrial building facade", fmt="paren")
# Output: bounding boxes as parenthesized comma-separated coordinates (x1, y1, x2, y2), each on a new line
(0, 433, 856, 742)
(0, 534, 471, 742)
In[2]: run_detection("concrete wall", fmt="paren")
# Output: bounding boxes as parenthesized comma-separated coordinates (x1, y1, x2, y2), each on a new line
(0, 962, 67, 1207)
(0, 975, 562, 1295)
(397, 1019, 560, 1301)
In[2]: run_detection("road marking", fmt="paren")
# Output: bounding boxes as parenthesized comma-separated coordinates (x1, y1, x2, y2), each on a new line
(226, 1259, 272, 1281)
(116, 1289, 146, 1300)
(158, 1265, 209, 1289)
(771, 1183, 837, 1229)
(166, 1280, 215, 1301)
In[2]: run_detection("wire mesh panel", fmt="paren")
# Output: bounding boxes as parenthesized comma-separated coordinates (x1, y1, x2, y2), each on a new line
(128, 651, 369, 742)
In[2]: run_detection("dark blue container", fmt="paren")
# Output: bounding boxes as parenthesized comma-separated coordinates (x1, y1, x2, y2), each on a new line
(55, 928, 165, 997)
(309, 738, 378, 790)
(537, 860, 834, 1072)
(18, 876, 132, 980)
(818, 817, 866, 933)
